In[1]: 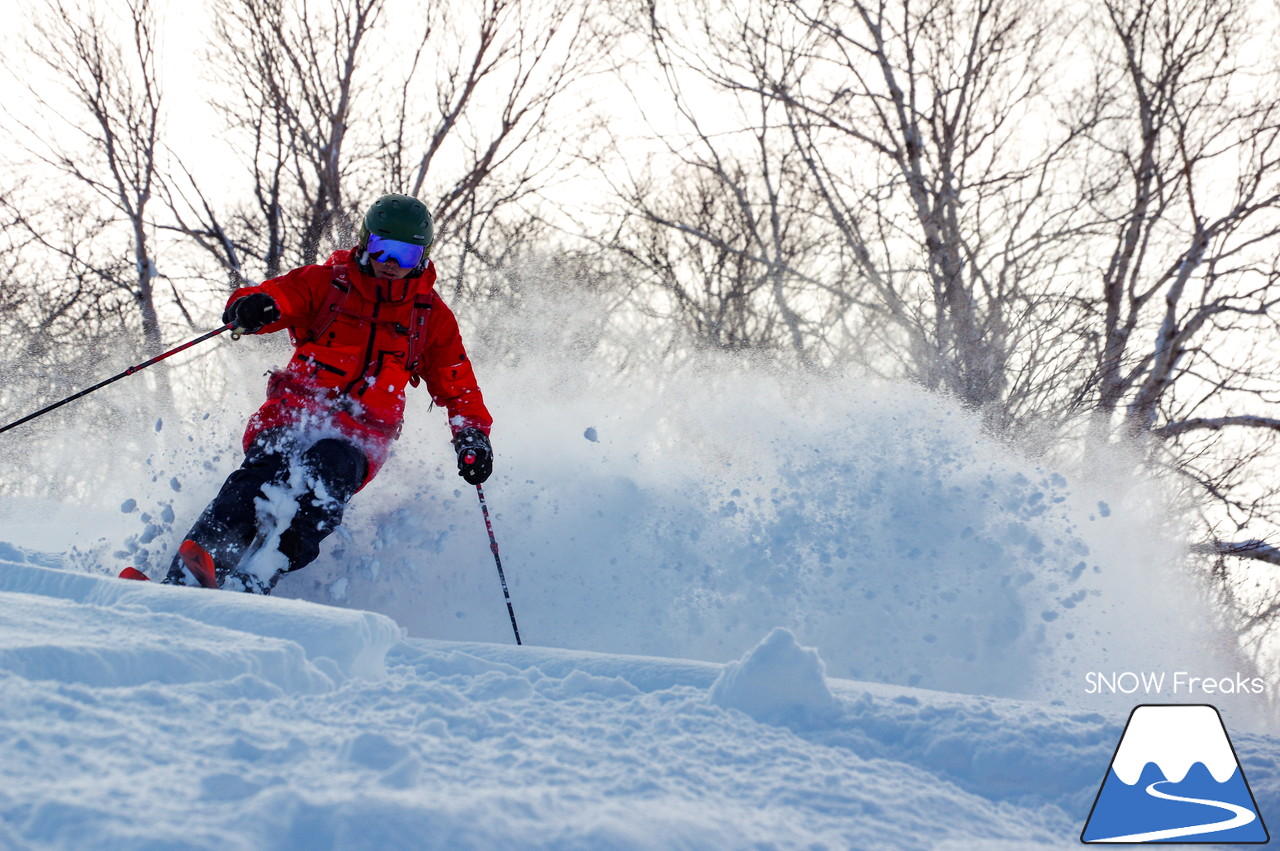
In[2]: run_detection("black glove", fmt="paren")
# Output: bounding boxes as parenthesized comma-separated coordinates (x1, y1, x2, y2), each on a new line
(453, 426, 493, 485)
(222, 293, 280, 334)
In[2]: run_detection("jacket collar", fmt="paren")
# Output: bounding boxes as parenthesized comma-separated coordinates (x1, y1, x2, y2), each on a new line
(324, 248, 437, 304)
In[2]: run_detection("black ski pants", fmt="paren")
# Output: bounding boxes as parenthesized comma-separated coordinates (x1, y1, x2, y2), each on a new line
(165, 428, 368, 593)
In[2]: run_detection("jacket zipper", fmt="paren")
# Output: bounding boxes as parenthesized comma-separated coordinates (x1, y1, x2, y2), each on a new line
(346, 296, 383, 397)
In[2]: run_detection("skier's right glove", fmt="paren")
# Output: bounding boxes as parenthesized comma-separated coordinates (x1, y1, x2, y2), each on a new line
(453, 427, 493, 485)
(222, 293, 280, 334)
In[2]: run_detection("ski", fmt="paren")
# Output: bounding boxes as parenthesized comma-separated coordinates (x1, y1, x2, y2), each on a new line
(176, 539, 218, 588)
(118, 541, 215, 586)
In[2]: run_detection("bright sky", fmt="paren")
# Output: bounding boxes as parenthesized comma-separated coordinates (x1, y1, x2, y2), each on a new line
(1, 0, 232, 201)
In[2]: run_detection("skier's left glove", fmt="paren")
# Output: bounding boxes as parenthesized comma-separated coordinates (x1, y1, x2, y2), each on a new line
(223, 293, 279, 334)
(453, 427, 493, 485)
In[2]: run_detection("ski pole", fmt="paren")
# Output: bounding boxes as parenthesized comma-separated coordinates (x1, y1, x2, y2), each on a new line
(464, 459, 522, 645)
(0, 323, 238, 436)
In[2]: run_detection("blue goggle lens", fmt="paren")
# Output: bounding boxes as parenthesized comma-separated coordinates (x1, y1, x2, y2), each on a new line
(366, 234, 425, 268)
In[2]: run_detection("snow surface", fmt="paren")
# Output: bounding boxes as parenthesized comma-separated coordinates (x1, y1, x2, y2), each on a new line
(0, 558, 1274, 849)
(2, 333, 1279, 847)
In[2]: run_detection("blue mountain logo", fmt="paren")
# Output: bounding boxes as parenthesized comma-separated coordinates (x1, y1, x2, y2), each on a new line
(1082, 704, 1268, 844)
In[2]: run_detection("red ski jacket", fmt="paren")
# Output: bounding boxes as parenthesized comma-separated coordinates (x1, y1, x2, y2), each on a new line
(228, 249, 492, 484)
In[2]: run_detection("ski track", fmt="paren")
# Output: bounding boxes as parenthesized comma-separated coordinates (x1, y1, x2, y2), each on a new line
(1088, 780, 1257, 843)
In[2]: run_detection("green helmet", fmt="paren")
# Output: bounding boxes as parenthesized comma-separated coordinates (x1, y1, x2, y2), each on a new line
(357, 193, 435, 256)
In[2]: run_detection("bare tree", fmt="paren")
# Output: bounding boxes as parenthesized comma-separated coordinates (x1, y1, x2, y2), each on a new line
(789, 0, 1108, 426)
(612, 163, 812, 359)
(207, 0, 384, 274)
(376, 0, 622, 297)
(5, 0, 171, 377)
(198, 0, 619, 300)
(603, 1, 859, 366)
(630, 0, 1101, 425)
(1075, 0, 1280, 567)
(0, 188, 168, 498)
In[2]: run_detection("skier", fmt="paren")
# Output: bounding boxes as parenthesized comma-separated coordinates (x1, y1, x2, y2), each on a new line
(162, 193, 493, 594)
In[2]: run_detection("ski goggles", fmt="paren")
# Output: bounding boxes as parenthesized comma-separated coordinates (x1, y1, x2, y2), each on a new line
(366, 233, 426, 268)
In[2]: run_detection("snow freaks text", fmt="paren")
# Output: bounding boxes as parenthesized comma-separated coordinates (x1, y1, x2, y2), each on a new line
(1084, 672, 1267, 696)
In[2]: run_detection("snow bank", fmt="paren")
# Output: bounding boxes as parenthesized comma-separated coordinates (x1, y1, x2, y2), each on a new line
(0, 561, 401, 685)
(0, 558, 1275, 849)
(0, 615, 1066, 848)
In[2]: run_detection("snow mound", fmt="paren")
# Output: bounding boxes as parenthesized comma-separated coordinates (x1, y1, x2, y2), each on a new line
(0, 561, 401, 685)
(709, 627, 839, 728)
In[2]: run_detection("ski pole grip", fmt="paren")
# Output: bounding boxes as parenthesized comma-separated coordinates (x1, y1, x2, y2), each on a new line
(463, 450, 477, 465)
(229, 325, 248, 340)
